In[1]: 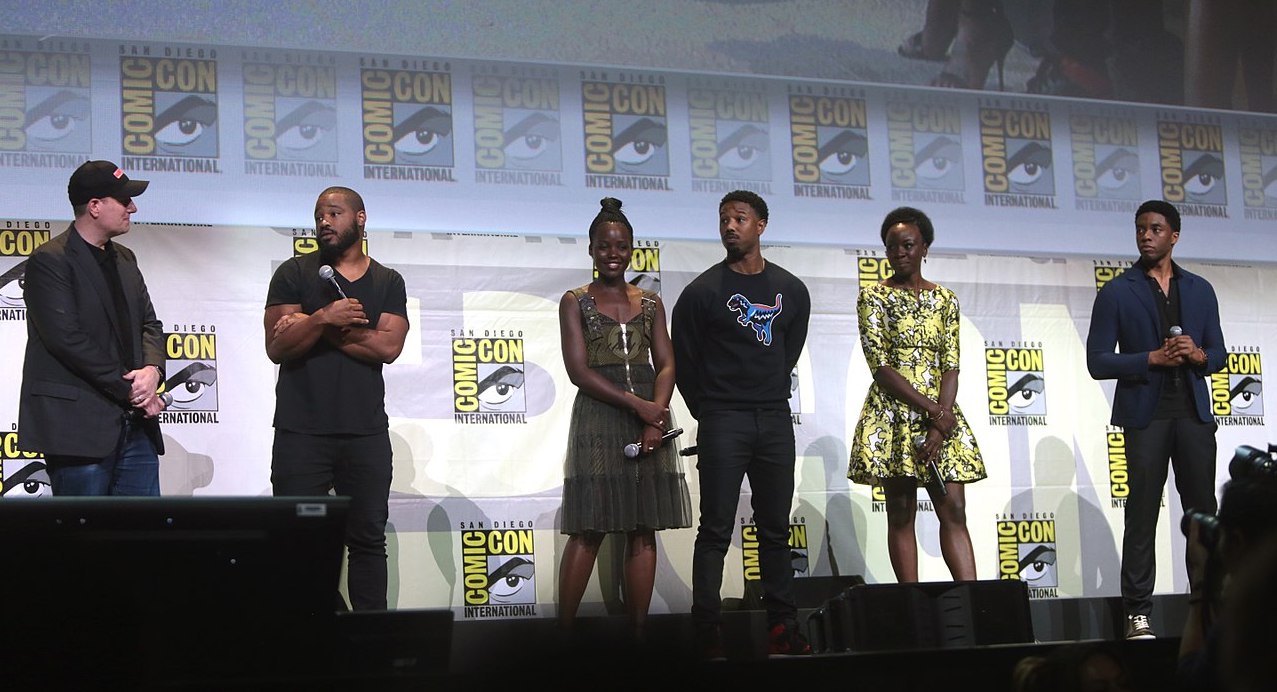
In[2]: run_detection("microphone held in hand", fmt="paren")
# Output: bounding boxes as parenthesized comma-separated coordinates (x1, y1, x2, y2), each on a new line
(623, 428, 684, 459)
(319, 264, 348, 300)
(1167, 325, 1183, 390)
(159, 392, 173, 409)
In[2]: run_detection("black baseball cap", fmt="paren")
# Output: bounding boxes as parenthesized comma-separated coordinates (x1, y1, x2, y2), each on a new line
(67, 160, 149, 205)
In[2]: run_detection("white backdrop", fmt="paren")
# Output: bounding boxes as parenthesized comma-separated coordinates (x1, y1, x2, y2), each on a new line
(1, 222, 1271, 621)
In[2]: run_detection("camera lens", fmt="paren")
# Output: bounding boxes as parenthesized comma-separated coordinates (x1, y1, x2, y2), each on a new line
(1182, 509, 1221, 549)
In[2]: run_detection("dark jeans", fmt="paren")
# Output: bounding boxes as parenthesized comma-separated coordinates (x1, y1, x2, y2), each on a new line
(691, 408, 797, 628)
(1121, 416, 1218, 616)
(46, 417, 160, 496)
(271, 429, 393, 611)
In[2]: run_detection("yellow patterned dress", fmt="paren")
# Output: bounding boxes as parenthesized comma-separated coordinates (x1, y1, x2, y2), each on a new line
(847, 282, 985, 487)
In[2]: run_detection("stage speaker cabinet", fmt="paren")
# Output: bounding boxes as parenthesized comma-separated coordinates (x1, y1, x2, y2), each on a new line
(814, 580, 1033, 653)
(740, 574, 866, 610)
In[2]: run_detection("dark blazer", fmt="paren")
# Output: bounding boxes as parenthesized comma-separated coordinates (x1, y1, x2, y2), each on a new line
(18, 223, 165, 457)
(1086, 261, 1226, 429)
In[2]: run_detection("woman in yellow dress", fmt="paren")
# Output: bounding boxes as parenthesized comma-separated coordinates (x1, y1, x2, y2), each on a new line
(848, 206, 985, 582)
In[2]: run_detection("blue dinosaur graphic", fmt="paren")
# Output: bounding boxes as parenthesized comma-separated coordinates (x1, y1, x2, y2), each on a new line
(726, 292, 782, 345)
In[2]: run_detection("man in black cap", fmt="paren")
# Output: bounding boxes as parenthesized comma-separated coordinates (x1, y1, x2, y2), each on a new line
(17, 160, 168, 495)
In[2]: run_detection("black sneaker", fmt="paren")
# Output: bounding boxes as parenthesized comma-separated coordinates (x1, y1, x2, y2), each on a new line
(1125, 613, 1155, 640)
(767, 622, 812, 656)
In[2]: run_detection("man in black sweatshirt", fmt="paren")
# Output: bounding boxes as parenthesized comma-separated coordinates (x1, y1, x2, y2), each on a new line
(671, 190, 811, 658)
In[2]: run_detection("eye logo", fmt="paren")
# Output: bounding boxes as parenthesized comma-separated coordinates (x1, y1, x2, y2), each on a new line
(472, 73, 563, 174)
(581, 78, 669, 178)
(452, 337, 529, 422)
(789, 91, 871, 187)
(1210, 350, 1264, 420)
(1157, 119, 1227, 207)
(120, 55, 220, 159)
(1237, 125, 1277, 210)
(1070, 114, 1142, 204)
(360, 67, 455, 168)
(688, 84, 771, 183)
(978, 106, 1055, 199)
(986, 347, 1047, 421)
(461, 528, 536, 615)
(0, 48, 92, 154)
(997, 519, 1059, 592)
(163, 330, 219, 416)
(1, 432, 50, 499)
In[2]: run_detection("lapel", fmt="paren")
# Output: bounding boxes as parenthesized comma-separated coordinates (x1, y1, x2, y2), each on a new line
(1121, 263, 1160, 339)
(65, 224, 125, 343)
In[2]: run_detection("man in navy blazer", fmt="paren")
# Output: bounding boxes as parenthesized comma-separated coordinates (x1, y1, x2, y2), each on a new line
(1086, 199, 1226, 640)
(18, 160, 168, 495)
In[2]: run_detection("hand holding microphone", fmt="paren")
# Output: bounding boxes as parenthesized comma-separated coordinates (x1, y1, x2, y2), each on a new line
(624, 428, 683, 459)
(319, 264, 348, 299)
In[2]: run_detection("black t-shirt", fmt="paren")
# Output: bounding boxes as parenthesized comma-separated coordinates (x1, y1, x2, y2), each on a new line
(671, 260, 810, 418)
(265, 252, 408, 435)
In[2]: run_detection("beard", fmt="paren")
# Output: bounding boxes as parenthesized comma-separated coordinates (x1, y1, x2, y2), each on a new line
(318, 225, 362, 262)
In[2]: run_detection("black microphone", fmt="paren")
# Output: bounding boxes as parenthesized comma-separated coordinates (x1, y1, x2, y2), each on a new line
(679, 446, 698, 457)
(1167, 325, 1183, 390)
(624, 428, 683, 459)
(319, 264, 348, 299)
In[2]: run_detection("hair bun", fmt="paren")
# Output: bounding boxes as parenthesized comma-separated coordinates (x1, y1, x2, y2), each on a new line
(599, 197, 623, 212)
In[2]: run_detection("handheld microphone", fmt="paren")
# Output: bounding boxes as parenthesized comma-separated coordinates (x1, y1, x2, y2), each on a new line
(679, 446, 698, 457)
(1167, 325, 1183, 389)
(159, 392, 174, 408)
(318, 265, 348, 300)
(624, 428, 683, 459)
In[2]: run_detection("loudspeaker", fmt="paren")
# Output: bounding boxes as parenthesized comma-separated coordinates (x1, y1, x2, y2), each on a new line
(740, 574, 866, 609)
(811, 580, 1033, 653)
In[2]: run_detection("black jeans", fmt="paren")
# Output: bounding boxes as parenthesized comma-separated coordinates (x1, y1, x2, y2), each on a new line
(691, 408, 798, 628)
(1121, 416, 1217, 616)
(271, 429, 393, 611)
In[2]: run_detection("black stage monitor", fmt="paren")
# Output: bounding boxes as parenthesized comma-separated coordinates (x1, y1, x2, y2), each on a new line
(0, 495, 350, 686)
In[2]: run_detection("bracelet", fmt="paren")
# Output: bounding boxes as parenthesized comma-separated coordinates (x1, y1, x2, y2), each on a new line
(932, 408, 947, 423)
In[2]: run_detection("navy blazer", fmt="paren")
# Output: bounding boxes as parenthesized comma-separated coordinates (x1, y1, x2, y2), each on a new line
(18, 224, 165, 457)
(1086, 261, 1226, 429)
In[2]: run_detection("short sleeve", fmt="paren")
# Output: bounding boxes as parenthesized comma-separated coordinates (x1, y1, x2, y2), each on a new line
(857, 286, 889, 371)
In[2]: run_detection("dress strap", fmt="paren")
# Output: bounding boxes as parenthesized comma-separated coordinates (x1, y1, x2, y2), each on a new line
(573, 286, 604, 340)
(639, 290, 657, 335)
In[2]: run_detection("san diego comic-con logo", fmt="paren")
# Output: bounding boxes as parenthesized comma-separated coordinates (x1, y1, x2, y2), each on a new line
(0, 222, 52, 314)
(687, 76, 772, 195)
(996, 515, 1058, 599)
(1156, 114, 1227, 218)
(459, 522, 537, 619)
(1069, 110, 1142, 212)
(160, 326, 219, 425)
(0, 37, 92, 159)
(978, 100, 1057, 209)
(788, 83, 871, 200)
(1211, 347, 1264, 426)
(740, 517, 809, 583)
(1, 429, 51, 499)
(985, 342, 1047, 426)
(1237, 119, 1277, 220)
(241, 50, 339, 176)
(886, 98, 966, 204)
(452, 330, 527, 425)
(580, 70, 671, 191)
(119, 44, 222, 171)
(471, 64, 563, 186)
(359, 57, 456, 181)
(855, 252, 892, 289)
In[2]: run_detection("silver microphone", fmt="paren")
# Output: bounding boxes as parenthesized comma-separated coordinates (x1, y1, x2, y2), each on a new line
(624, 428, 683, 459)
(159, 392, 173, 408)
(318, 264, 348, 299)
